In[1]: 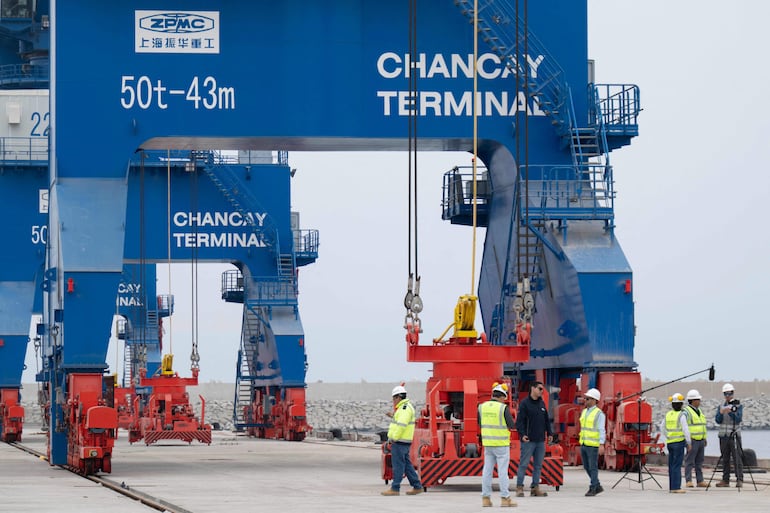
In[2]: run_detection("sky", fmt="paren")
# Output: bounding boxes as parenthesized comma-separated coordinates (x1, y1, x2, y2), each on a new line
(22, 1, 770, 385)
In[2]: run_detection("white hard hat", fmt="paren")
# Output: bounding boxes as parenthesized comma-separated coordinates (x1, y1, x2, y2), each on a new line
(584, 388, 601, 401)
(392, 385, 407, 397)
(670, 393, 684, 403)
(492, 384, 508, 397)
(722, 383, 735, 393)
(686, 389, 702, 400)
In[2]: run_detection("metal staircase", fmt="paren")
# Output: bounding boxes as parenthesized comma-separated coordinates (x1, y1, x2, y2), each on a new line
(453, 0, 613, 201)
(233, 307, 262, 429)
(194, 151, 296, 281)
(452, 0, 637, 343)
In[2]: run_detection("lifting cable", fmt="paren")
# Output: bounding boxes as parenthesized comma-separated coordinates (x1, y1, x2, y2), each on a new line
(137, 152, 148, 381)
(188, 157, 200, 371)
(434, 1, 483, 343)
(512, 1, 533, 344)
(470, 0, 479, 295)
(165, 150, 173, 357)
(404, 0, 423, 341)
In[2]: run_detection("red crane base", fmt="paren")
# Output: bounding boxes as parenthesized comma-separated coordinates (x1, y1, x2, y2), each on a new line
(0, 389, 24, 443)
(64, 374, 117, 475)
(129, 371, 211, 446)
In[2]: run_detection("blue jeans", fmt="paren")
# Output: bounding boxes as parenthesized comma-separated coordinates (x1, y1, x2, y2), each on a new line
(667, 440, 686, 490)
(685, 438, 706, 483)
(516, 441, 545, 487)
(481, 445, 510, 498)
(390, 442, 421, 491)
(580, 445, 600, 489)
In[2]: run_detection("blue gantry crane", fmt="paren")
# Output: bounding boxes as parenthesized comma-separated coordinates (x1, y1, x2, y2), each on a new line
(0, 0, 49, 443)
(0, 1, 653, 477)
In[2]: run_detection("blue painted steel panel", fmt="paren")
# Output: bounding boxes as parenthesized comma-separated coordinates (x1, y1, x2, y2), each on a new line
(0, 171, 47, 281)
(523, 222, 634, 370)
(123, 162, 290, 268)
(53, 1, 587, 171)
(0, 282, 35, 333)
(58, 271, 121, 370)
(0, 335, 28, 387)
(54, 178, 127, 272)
(269, 307, 307, 387)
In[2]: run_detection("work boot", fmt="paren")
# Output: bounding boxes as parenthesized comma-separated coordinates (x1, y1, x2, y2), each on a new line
(530, 486, 547, 497)
(584, 487, 597, 497)
(715, 481, 730, 487)
(736, 480, 743, 488)
(670, 489, 686, 494)
(685, 481, 694, 488)
(482, 496, 493, 507)
(381, 488, 400, 496)
(515, 485, 525, 497)
(405, 487, 423, 495)
(500, 496, 517, 507)
(595, 485, 604, 495)
(697, 481, 709, 488)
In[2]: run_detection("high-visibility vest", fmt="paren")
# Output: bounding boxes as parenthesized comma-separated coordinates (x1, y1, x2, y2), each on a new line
(665, 410, 685, 443)
(579, 406, 601, 447)
(685, 405, 707, 441)
(478, 400, 510, 447)
(387, 398, 416, 443)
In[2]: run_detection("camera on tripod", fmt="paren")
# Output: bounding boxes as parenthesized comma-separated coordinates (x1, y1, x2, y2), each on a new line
(728, 398, 740, 412)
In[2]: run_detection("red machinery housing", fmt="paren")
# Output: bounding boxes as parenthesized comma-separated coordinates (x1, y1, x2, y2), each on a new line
(382, 302, 563, 489)
(554, 371, 663, 471)
(114, 385, 135, 430)
(0, 388, 24, 442)
(129, 366, 211, 445)
(64, 374, 117, 474)
(243, 386, 310, 441)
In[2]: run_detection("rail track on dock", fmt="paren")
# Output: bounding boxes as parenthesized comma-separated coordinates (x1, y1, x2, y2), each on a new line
(9, 441, 193, 513)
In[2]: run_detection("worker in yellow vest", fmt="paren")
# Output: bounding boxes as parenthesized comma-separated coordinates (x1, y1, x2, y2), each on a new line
(381, 384, 423, 496)
(579, 388, 606, 496)
(683, 389, 708, 488)
(478, 382, 517, 508)
(659, 393, 691, 493)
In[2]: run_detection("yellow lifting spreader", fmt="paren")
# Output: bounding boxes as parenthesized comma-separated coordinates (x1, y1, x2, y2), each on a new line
(435, 294, 479, 342)
(161, 354, 175, 376)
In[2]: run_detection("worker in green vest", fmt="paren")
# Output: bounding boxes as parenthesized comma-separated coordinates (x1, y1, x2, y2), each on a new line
(381, 384, 423, 496)
(683, 389, 708, 488)
(579, 388, 606, 496)
(478, 382, 517, 508)
(659, 393, 691, 493)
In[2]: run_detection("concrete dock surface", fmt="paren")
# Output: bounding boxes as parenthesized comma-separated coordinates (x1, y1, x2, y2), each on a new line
(1, 430, 768, 512)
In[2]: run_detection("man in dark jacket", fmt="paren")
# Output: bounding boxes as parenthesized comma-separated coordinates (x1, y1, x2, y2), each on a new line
(515, 381, 552, 497)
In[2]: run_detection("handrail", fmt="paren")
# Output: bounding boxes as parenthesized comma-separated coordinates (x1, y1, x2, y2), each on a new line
(519, 164, 614, 216)
(590, 83, 640, 128)
(0, 136, 48, 163)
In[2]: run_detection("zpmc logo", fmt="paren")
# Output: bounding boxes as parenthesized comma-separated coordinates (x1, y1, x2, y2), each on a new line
(139, 12, 215, 33)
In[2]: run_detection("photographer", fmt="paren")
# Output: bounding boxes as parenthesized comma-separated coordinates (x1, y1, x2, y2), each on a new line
(715, 383, 744, 487)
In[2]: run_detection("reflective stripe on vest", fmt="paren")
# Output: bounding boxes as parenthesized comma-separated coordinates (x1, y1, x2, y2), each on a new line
(387, 399, 416, 443)
(479, 401, 509, 447)
(579, 406, 601, 447)
(685, 405, 707, 440)
(665, 410, 685, 443)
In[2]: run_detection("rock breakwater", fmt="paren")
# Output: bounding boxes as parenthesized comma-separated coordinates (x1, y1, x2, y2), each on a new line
(17, 381, 770, 434)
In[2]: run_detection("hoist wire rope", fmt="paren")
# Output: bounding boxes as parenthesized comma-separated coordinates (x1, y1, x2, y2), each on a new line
(523, 0, 530, 277)
(138, 152, 148, 379)
(189, 160, 200, 369)
(470, 0, 479, 295)
(407, 0, 418, 280)
(166, 150, 173, 355)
